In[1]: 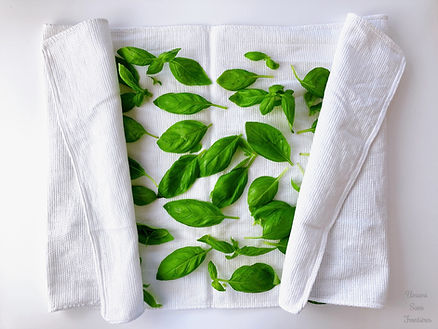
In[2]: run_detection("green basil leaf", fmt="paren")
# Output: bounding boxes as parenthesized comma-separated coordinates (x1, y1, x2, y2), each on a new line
(137, 223, 174, 246)
(252, 200, 295, 240)
(121, 93, 136, 113)
(211, 280, 226, 292)
(291, 66, 330, 98)
(229, 89, 268, 107)
(217, 69, 273, 91)
(247, 168, 288, 210)
(226, 263, 280, 293)
(245, 122, 293, 165)
(163, 199, 238, 227)
(208, 260, 218, 280)
(143, 289, 162, 308)
(158, 154, 199, 198)
(238, 137, 256, 156)
(211, 166, 249, 209)
(297, 119, 318, 134)
(158, 48, 181, 62)
(265, 58, 279, 70)
(157, 120, 211, 153)
(244, 51, 267, 61)
(115, 56, 139, 86)
(169, 57, 212, 85)
(123, 115, 158, 142)
(133, 92, 146, 107)
(147, 58, 164, 75)
(128, 157, 158, 186)
(189, 143, 202, 153)
(281, 90, 295, 132)
(235, 246, 276, 257)
(198, 135, 241, 177)
(198, 235, 235, 254)
(118, 63, 143, 92)
(156, 246, 210, 280)
(132, 185, 157, 206)
(117, 47, 156, 66)
(268, 85, 284, 94)
(303, 92, 322, 116)
(259, 94, 276, 115)
(153, 92, 227, 115)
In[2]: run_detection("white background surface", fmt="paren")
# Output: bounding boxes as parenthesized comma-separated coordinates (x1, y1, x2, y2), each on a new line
(0, 0, 437, 328)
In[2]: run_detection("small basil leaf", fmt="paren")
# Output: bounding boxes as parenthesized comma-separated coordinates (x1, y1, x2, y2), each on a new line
(252, 200, 295, 240)
(265, 58, 279, 70)
(153, 92, 226, 115)
(118, 63, 143, 92)
(132, 185, 157, 206)
(157, 120, 210, 154)
(147, 58, 164, 75)
(245, 122, 293, 164)
(297, 119, 318, 134)
(156, 246, 210, 280)
(229, 89, 268, 107)
(211, 166, 249, 209)
(143, 289, 162, 308)
(121, 93, 136, 113)
(259, 95, 276, 115)
(123, 115, 158, 142)
(117, 47, 156, 66)
(268, 85, 284, 94)
(128, 157, 158, 186)
(236, 246, 276, 257)
(198, 135, 241, 177)
(158, 154, 199, 198)
(169, 57, 212, 85)
(158, 48, 181, 62)
(291, 66, 330, 98)
(290, 177, 301, 192)
(198, 235, 235, 254)
(244, 51, 267, 61)
(303, 92, 322, 116)
(281, 90, 295, 132)
(226, 263, 280, 293)
(208, 261, 218, 280)
(133, 92, 145, 107)
(211, 280, 226, 292)
(137, 223, 174, 246)
(217, 69, 272, 91)
(115, 56, 139, 86)
(163, 199, 238, 227)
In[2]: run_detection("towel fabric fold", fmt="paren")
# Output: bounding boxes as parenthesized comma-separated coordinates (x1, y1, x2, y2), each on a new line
(42, 14, 405, 323)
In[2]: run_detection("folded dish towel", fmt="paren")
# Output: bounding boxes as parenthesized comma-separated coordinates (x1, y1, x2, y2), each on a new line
(42, 13, 405, 324)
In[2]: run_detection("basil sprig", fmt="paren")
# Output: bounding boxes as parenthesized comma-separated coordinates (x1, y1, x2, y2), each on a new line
(157, 120, 211, 153)
(117, 63, 152, 111)
(244, 51, 279, 70)
(153, 92, 227, 115)
(245, 122, 293, 165)
(137, 223, 174, 246)
(163, 199, 239, 227)
(217, 69, 273, 91)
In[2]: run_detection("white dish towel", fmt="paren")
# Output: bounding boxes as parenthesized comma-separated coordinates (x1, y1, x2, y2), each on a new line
(42, 14, 405, 323)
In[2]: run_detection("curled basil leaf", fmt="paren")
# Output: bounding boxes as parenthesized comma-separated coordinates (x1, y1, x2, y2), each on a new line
(117, 47, 156, 66)
(153, 92, 227, 115)
(157, 120, 211, 153)
(137, 223, 174, 246)
(245, 122, 293, 165)
(156, 246, 211, 280)
(163, 199, 239, 227)
(198, 135, 241, 177)
(123, 115, 158, 142)
(158, 154, 199, 198)
(291, 65, 330, 98)
(251, 200, 295, 240)
(217, 69, 273, 91)
(224, 263, 280, 293)
(132, 185, 157, 206)
(169, 57, 212, 85)
(304, 92, 322, 116)
(197, 235, 235, 254)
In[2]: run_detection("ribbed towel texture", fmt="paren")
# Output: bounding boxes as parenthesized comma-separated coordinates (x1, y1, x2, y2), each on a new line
(42, 14, 405, 323)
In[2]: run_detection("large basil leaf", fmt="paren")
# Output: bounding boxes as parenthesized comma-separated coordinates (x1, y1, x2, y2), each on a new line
(137, 223, 174, 246)
(117, 47, 156, 66)
(210, 166, 249, 209)
(163, 199, 238, 227)
(291, 66, 330, 98)
(153, 92, 226, 115)
(229, 89, 268, 107)
(132, 185, 156, 206)
(252, 200, 295, 240)
(168, 57, 212, 85)
(197, 235, 235, 254)
(158, 155, 199, 198)
(216, 69, 273, 91)
(157, 120, 210, 153)
(226, 263, 280, 293)
(123, 115, 158, 142)
(156, 246, 210, 280)
(245, 122, 292, 164)
(198, 135, 241, 177)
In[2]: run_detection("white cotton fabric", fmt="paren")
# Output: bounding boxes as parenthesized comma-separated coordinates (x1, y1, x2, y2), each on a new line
(42, 14, 405, 323)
